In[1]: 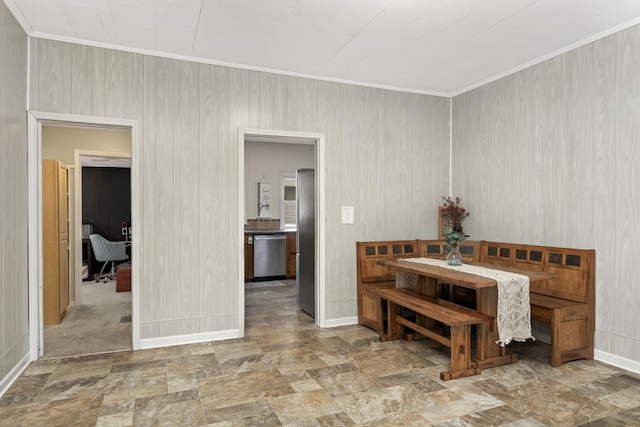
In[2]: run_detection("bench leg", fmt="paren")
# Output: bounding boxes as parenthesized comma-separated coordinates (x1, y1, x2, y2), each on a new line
(550, 306, 593, 367)
(380, 300, 403, 341)
(440, 325, 482, 381)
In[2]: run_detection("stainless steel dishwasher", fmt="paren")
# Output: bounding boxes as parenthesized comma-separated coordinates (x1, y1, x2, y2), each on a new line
(253, 234, 286, 280)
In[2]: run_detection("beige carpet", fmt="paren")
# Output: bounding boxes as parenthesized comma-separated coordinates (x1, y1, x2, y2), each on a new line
(42, 279, 132, 359)
(43, 280, 291, 358)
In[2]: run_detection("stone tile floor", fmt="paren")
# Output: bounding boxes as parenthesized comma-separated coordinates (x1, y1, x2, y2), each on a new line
(1, 281, 639, 426)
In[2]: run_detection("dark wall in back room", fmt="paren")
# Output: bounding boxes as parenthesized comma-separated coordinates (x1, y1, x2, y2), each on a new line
(82, 167, 131, 242)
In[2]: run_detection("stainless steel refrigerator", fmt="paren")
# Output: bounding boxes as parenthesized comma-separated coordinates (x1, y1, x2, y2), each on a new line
(296, 168, 315, 317)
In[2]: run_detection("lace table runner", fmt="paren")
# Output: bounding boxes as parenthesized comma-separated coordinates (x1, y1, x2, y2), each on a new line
(397, 257, 533, 346)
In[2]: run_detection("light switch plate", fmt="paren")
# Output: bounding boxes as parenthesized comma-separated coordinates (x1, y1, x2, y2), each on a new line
(341, 206, 354, 224)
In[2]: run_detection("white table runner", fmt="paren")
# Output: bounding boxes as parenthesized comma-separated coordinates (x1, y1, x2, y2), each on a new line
(398, 257, 533, 346)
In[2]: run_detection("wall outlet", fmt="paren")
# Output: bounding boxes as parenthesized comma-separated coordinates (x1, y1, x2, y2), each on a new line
(341, 206, 354, 224)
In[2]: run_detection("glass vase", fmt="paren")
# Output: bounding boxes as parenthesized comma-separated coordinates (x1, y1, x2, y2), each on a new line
(446, 245, 463, 266)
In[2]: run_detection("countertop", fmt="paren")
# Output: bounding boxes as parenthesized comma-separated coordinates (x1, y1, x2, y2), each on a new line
(244, 229, 296, 235)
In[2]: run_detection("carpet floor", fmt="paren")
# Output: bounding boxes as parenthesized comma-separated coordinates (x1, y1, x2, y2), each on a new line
(42, 279, 132, 359)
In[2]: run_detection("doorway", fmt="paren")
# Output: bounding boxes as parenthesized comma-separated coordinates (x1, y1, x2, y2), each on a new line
(27, 111, 141, 360)
(74, 151, 131, 306)
(238, 129, 326, 337)
(43, 146, 132, 358)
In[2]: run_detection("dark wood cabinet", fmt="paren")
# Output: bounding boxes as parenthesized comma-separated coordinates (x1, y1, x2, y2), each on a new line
(244, 234, 253, 281)
(286, 232, 296, 279)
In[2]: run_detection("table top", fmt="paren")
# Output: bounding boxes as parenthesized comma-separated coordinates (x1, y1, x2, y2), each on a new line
(379, 258, 557, 289)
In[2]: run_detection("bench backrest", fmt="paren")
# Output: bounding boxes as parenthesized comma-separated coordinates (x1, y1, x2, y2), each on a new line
(356, 238, 595, 305)
(417, 239, 482, 263)
(480, 241, 595, 304)
(356, 240, 418, 283)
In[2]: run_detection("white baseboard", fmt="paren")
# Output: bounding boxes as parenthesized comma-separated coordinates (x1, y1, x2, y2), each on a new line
(0, 352, 31, 398)
(324, 316, 358, 328)
(140, 329, 239, 350)
(595, 350, 640, 374)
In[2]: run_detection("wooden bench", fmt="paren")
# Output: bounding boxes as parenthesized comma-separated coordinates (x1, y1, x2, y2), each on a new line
(376, 287, 493, 381)
(356, 240, 418, 335)
(480, 241, 595, 366)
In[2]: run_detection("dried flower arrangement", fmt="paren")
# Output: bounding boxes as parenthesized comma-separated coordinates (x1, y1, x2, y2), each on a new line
(440, 196, 470, 264)
(441, 196, 470, 226)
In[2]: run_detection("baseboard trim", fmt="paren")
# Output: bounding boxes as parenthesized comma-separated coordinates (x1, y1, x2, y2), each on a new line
(140, 330, 239, 350)
(324, 316, 358, 328)
(533, 330, 551, 344)
(595, 350, 640, 374)
(0, 351, 31, 398)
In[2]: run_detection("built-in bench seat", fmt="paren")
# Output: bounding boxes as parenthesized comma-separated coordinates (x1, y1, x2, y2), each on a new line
(356, 240, 419, 335)
(356, 239, 596, 368)
(376, 287, 493, 381)
(481, 241, 595, 366)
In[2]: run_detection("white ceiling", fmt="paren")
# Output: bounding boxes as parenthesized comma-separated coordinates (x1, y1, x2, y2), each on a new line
(6, 0, 640, 96)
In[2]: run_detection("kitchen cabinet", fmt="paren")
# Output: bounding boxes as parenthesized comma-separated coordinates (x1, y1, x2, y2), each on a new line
(286, 232, 297, 279)
(42, 159, 69, 325)
(244, 234, 253, 281)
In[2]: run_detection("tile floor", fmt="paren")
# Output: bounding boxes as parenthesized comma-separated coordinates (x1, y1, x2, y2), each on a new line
(1, 281, 639, 426)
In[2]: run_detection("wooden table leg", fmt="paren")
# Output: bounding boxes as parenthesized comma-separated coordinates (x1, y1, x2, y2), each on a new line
(474, 287, 518, 369)
(440, 324, 482, 381)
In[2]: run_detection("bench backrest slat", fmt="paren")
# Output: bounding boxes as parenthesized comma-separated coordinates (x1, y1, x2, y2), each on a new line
(356, 240, 418, 283)
(418, 240, 482, 262)
(480, 241, 595, 304)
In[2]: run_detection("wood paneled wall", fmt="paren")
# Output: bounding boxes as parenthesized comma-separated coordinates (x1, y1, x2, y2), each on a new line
(29, 39, 450, 338)
(0, 1, 29, 384)
(453, 24, 640, 363)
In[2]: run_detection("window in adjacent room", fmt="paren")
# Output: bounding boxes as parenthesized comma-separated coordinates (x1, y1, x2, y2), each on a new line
(282, 175, 297, 229)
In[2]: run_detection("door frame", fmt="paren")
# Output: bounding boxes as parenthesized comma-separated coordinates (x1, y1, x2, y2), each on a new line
(73, 150, 131, 306)
(27, 111, 141, 359)
(238, 128, 326, 335)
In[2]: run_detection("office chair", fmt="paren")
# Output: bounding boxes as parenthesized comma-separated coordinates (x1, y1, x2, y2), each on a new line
(89, 234, 129, 283)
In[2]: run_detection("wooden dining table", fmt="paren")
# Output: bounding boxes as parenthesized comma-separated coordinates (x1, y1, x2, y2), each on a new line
(379, 258, 558, 370)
